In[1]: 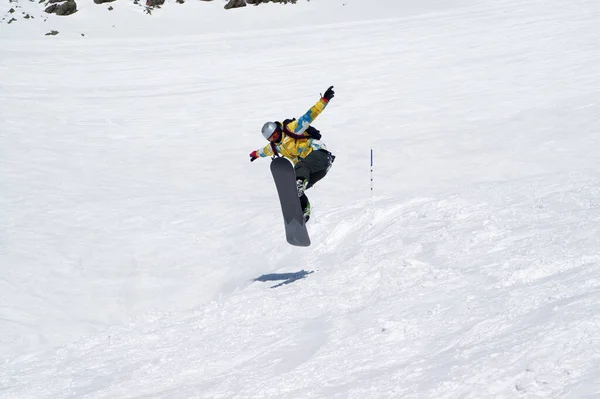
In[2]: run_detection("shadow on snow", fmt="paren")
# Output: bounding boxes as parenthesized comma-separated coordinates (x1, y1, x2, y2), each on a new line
(254, 270, 314, 288)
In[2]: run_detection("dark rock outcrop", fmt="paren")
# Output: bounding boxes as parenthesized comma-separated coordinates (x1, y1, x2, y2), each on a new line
(146, 0, 165, 6)
(247, 0, 298, 4)
(224, 0, 246, 9)
(45, 0, 77, 16)
(225, 0, 298, 10)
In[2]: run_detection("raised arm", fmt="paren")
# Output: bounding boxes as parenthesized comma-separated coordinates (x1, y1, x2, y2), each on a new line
(287, 86, 335, 135)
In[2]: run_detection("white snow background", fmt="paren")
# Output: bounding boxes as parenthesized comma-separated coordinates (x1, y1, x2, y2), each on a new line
(2, 0, 600, 397)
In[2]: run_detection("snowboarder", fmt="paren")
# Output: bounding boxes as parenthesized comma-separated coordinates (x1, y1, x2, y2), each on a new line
(249, 86, 336, 222)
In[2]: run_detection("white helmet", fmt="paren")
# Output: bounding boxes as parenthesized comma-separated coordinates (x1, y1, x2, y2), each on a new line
(261, 122, 279, 140)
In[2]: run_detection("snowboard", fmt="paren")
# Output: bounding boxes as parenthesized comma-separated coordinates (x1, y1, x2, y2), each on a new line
(270, 157, 311, 247)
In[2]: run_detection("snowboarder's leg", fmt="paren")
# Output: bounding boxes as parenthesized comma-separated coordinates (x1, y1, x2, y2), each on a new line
(307, 168, 328, 189)
(294, 150, 334, 189)
(300, 194, 311, 223)
(296, 178, 308, 197)
(294, 150, 333, 221)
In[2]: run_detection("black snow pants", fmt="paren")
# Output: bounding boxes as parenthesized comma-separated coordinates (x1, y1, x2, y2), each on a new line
(294, 149, 334, 214)
(294, 149, 334, 189)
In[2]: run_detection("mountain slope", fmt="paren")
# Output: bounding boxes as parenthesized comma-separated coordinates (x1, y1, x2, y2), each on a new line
(2, 0, 600, 397)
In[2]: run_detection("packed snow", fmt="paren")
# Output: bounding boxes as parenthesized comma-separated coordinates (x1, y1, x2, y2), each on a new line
(2, 0, 600, 397)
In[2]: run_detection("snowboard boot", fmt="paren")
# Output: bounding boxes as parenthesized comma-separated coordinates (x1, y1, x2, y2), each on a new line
(303, 202, 311, 223)
(300, 194, 311, 223)
(296, 178, 308, 197)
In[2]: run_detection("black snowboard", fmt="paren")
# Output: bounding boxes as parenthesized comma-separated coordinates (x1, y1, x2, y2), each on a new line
(270, 157, 311, 247)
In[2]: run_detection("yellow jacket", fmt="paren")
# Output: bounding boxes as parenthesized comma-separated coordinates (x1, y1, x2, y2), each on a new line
(256, 98, 329, 165)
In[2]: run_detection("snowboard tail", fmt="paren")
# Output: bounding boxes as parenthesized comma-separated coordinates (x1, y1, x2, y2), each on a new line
(270, 157, 311, 247)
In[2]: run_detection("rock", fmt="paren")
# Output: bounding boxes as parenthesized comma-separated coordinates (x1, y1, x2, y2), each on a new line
(56, 1, 77, 15)
(45, 0, 77, 16)
(247, 0, 297, 4)
(224, 0, 246, 9)
(45, 30, 59, 35)
(226, 0, 298, 9)
(93, 0, 116, 3)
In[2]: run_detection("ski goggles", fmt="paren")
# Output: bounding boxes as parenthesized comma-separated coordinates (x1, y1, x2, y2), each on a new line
(268, 128, 282, 142)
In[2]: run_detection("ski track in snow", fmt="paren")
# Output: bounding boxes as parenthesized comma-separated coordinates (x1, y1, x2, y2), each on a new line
(2, 0, 600, 397)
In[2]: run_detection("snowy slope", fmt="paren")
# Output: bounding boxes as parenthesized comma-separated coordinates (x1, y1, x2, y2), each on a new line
(2, 0, 600, 397)
(1, 0, 473, 39)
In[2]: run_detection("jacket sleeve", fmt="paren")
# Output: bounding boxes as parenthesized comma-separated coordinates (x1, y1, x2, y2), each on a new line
(257, 143, 274, 158)
(286, 98, 329, 135)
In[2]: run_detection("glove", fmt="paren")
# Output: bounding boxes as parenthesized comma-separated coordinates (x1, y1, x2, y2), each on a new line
(249, 150, 259, 162)
(322, 85, 335, 102)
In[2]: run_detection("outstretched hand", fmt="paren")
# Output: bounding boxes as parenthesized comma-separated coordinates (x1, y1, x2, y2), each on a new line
(322, 86, 335, 101)
(249, 150, 259, 162)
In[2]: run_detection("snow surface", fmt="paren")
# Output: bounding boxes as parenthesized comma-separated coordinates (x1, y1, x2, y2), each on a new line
(2, 0, 600, 397)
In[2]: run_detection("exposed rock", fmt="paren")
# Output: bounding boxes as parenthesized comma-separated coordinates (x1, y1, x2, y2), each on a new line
(45, 30, 59, 35)
(225, 0, 298, 9)
(93, 0, 116, 3)
(118, 0, 300, 12)
(224, 0, 246, 9)
(56, 2, 77, 15)
(247, 0, 298, 4)
(45, 0, 77, 16)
